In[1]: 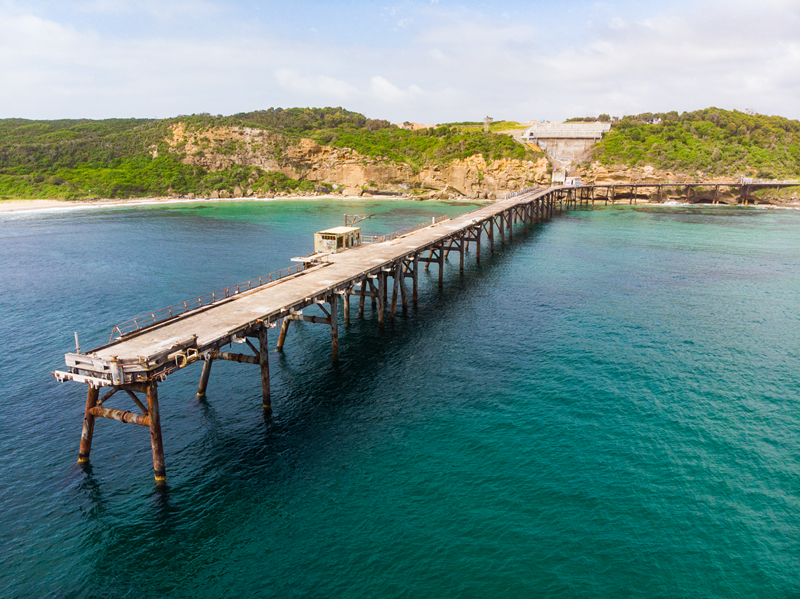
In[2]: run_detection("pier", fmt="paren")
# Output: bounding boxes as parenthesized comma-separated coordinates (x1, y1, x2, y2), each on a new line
(53, 179, 800, 484)
(55, 186, 563, 484)
(559, 180, 799, 205)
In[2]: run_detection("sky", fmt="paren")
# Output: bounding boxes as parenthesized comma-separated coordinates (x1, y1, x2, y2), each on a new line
(0, 0, 798, 123)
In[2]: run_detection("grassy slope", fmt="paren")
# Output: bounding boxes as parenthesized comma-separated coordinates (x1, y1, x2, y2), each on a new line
(0, 108, 539, 200)
(313, 124, 533, 171)
(592, 108, 800, 178)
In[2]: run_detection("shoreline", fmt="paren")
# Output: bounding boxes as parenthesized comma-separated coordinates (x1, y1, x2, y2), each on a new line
(2, 195, 798, 216)
(0, 195, 485, 215)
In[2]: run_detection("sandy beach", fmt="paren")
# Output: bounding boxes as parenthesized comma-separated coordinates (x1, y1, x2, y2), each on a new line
(0, 195, 418, 215)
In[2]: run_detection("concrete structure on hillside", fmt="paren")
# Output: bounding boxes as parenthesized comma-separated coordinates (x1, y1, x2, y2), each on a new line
(523, 122, 612, 161)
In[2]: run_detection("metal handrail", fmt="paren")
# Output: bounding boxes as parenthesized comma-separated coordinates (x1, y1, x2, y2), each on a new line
(363, 215, 449, 244)
(109, 263, 309, 342)
(505, 187, 539, 199)
(739, 178, 800, 185)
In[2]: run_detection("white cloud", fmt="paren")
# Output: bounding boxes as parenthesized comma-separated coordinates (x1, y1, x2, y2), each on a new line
(73, 0, 221, 20)
(370, 76, 423, 103)
(0, 1, 798, 123)
(275, 70, 357, 100)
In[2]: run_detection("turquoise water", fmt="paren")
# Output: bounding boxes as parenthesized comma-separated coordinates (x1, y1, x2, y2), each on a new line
(1, 199, 798, 598)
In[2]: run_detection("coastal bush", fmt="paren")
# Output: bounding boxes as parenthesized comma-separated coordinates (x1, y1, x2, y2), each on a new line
(312, 125, 537, 169)
(0, 107, 539, 200)
(0, 154, 318, 200)
(594, 108, 800, 177)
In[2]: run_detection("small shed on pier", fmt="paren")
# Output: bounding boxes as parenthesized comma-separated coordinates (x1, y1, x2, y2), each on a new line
(314, 226, 362, 254)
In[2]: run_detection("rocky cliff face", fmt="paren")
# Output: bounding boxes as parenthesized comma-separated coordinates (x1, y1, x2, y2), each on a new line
(417, 155, 549, 199)
(574, 162, 741, 185)
(167, 123, 549, 198)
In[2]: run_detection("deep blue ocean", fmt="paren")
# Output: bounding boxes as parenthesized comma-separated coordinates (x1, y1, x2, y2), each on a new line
(0, 199, 798, 598)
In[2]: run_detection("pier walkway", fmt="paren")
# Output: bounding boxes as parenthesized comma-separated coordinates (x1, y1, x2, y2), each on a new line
(55, 186, 562, 484)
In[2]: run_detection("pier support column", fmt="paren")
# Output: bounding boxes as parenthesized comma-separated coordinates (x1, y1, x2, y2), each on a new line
(258, 326, 271, 410)
(488, 220, 494, 253)
(459, 236, 465, 273)
(146, 383, 166, 485)
(438, 246, 444, 286)
(400, 260, 408, 310)
(391, 262, 400, 317)
(78, 386, 99, 463)
(358, 278, 367, 317)
(343, 289, 350, 324)
(475, 228, 481, 264)
(329, 294, 339, 361)
(196, 357, 213, 398)
(507, 211, 513, 240)
(412, 254, 419, 305)
(277, 317, 290, 350)
(498, 214, 504, 245)
(377, 273, 385, 323)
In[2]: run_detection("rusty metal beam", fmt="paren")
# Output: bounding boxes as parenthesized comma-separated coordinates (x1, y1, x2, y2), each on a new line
(276, 317, 291, 350)
(197, 357, 213, 398)
(258, 327, 271, 411)
(244, 337, 259, 357)
(358, 277, 367, 317)
(212, 351, 259, 365)
(377, 272, 385, 323)
(124, 389, 149, 414)
(78, 386, 99, 463)
(146, 383, 166, 484)
(96, 387, 118, 407)
(90, 406, 150, 426)
(412, 254, 419, 305)
(330, 294, 339, 361)
(286, 313, 330, 325)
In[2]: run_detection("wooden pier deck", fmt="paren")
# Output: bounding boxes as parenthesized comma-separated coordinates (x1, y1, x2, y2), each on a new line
(53, 186, 564, 483)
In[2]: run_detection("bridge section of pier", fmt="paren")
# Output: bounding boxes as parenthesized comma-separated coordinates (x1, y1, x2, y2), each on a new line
(55, 186, 570, 484)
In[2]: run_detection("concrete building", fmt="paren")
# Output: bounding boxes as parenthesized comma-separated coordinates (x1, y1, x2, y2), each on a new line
(523, 122, 612, 162)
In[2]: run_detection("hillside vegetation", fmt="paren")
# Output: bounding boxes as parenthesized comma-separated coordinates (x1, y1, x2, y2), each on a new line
(592, 108, 800, 179)
(0, 108, 539, 200)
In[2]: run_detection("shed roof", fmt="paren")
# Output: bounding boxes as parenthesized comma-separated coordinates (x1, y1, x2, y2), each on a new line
(317, 226, 361, 235)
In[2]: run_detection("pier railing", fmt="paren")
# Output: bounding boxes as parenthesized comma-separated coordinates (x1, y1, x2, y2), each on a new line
(109, 263, 309, 342)
(110, 215, 451, 341)
(363, 215, 449, 244)
(505, 187, 539, 199)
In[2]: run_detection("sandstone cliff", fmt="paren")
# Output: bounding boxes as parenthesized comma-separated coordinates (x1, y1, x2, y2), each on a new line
(167, 123, 549, 199)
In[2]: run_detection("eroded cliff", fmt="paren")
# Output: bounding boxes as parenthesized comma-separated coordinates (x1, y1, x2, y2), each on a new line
(166, 123, 549, 199)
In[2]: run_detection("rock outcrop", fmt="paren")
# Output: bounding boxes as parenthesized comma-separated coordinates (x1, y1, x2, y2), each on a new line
(166, 123, 549, 197)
